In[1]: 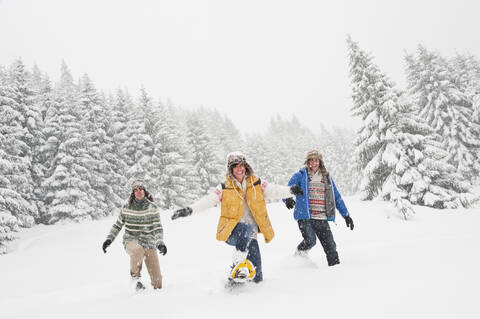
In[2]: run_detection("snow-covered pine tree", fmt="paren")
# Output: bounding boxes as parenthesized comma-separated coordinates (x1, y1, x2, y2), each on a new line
(185, 111, 224, 194)
(405, 46, 480, 184)
(136, 89, 165, 200)
(219, 115, 245, 155)
(78, 74, 123, 218)
(27, 65, 52, 217)
(139, 86, 156, 138)
(199, 107, 245, 161)
(280, 116, 319, 179)
(451, 53, 480, 103)
(120, 88, 154, 182)
(257, 116, 291, 184)
(347, 36, 402, 202)
(319, 126, 359, 196)
(381, 95, 474, 215)
(450, 53, 480, 184)
(8, 59, 40, 220)
(348, 39, 475, 218)
(149, 101, 198, 208)
(347, 38, 432, 217)
(28, 65, 52, 121)
(245, 115, 319, 186)
(108, 87, 132, 199)
(40, 61, 94, 223)
(0, 73, 36, 253)
(244, 132, 278, 184)
(244, 133, 265, 175)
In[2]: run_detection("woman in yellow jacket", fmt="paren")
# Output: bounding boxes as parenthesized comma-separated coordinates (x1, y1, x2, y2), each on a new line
(172, 152, 303, 284)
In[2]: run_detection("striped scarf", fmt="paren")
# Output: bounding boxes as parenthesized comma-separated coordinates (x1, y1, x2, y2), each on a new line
(308, 171, 327, 220)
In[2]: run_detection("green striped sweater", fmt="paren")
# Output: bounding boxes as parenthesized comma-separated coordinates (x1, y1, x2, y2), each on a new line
(107, 200, 164, 249)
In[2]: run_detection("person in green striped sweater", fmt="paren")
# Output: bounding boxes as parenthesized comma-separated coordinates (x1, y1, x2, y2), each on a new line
(102, 179, 167, 291)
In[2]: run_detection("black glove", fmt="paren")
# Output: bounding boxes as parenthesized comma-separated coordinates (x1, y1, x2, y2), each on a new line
(171, 207, 193, 220)
(157, 244, 167, 255)
(345, 216, 354, 230)
(290, 185, 303, 196)
(102, 239, 112, 253)
(285, 198, 296, 209)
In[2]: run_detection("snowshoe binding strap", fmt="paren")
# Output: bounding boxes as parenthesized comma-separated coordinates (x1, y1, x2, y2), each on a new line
(230, 259, 256, 282)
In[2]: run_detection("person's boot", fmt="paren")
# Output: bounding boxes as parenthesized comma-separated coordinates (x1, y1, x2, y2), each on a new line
(229, 259, 256, 283)
(235, 266, 249, 279)
(327, 253, 340, 266)
(135, 281, 146, 291)
(294, 249, 309, 258)
(131, 275, 145, 291)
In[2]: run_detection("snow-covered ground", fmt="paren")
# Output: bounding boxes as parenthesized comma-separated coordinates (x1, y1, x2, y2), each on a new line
(1, 196, 479, 319)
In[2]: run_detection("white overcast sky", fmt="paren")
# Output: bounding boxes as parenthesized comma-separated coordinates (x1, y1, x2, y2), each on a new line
(1, 0, 479, 133)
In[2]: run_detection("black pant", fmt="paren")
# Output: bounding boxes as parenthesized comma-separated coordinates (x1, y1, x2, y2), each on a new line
(297, 219, 340, 266)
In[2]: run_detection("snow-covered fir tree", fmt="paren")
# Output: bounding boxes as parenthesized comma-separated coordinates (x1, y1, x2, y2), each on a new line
(347, 36, 402, 201)
(200, 107, 245, 161)
(348, 38, 476, 217)
(185, 111, 224, 193)
(405, 46, 480, 183)
(318, 125, 359, 196)
(381, 96, 474, 216)
(138, 86, 156, 138)
(260, 116, 303, 184)
(150, 101, 199, 208)
(451, 53, 480, 103)
(8, 59, 40, 220)
(108, 87, 133, 199)
(27, 65, 51, 217)
(348, 37, 417, 217)
(40, 62, 94, 223)
(243, 132, 273, 182)
(450, 53, 480, 183)
(0, 73, 36, 253)
(244, 115, 357, 193)
(78, 74, 123, 218)
(120, 89, 154, 182)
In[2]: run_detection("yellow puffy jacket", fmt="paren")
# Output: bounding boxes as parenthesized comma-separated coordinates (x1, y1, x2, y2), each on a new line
(216, 174, 274, 243)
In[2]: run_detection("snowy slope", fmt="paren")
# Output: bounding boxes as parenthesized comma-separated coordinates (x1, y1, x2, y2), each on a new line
(0, 197, 479, 319)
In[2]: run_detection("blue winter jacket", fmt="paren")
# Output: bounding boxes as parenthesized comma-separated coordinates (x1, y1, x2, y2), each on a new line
(287, 167, 349, 221)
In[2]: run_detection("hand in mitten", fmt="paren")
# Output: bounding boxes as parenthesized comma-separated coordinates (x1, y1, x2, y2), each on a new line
(157, 244, 167, 255)
(290, 185, 304, 196)
(171, 207, 193, 220)
(345, 216, 354, 230)
(285, 198, 296, 209)
(102, 239, 112, 253)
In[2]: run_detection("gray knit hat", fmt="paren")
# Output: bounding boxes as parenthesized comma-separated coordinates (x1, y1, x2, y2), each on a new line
(131, 179, 146, 190)
(226, 151, 253, 177)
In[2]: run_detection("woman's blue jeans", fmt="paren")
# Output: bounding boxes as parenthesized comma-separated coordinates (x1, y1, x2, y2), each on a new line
(226, 223, 263, 282)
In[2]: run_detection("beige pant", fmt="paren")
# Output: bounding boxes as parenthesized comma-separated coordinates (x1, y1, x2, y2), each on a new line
(125, 241, 162, 289)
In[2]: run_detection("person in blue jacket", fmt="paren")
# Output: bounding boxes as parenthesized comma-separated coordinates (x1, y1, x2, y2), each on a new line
(285, 150, 354, 266)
